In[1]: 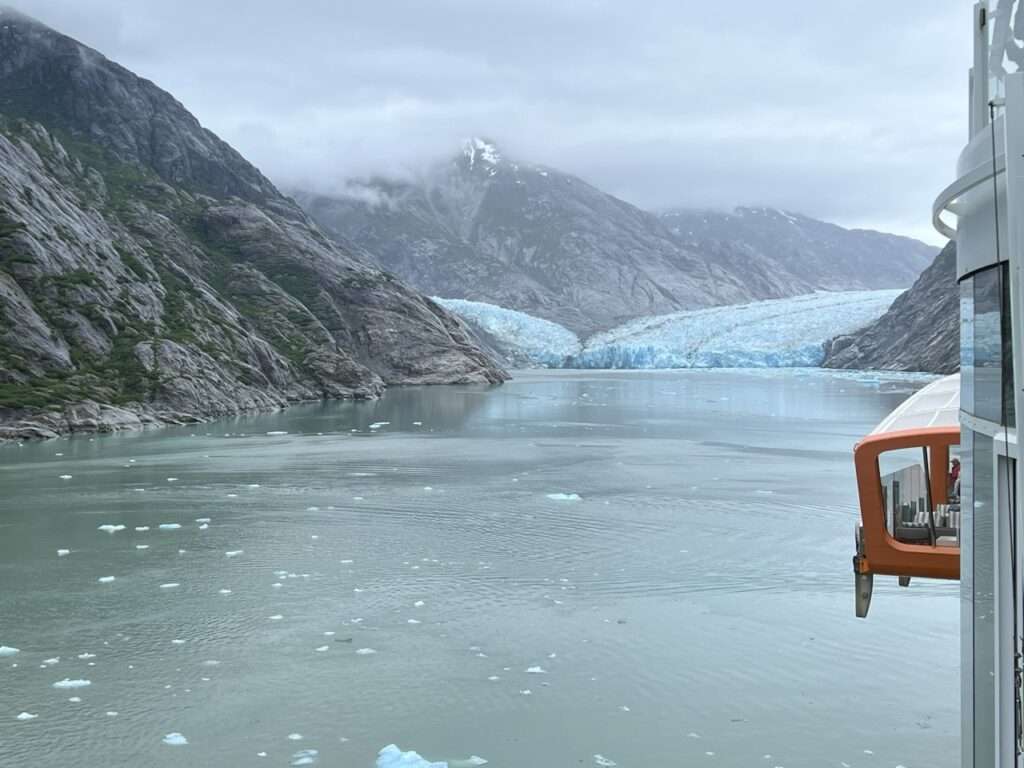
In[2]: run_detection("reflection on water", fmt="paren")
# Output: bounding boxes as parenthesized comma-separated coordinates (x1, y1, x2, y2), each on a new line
(0, 370, 957, 768)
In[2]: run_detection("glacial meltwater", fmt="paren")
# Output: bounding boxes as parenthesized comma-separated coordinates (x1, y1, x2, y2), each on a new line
(0, 370, 957, 768)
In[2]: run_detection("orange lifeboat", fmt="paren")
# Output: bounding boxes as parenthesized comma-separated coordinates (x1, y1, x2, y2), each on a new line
(852, 374, 960, 617)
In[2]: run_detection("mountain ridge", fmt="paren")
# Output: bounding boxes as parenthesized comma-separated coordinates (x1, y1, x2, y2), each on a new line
(0, 9, 506, 439)
(297, 139, 936, 335)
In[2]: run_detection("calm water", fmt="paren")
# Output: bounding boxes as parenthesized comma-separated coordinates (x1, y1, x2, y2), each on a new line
(0, 370, 958, 768)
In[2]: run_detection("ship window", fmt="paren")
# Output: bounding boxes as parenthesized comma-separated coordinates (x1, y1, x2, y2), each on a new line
(972, 264, 1013, 426)
(961, 277, 975, 416)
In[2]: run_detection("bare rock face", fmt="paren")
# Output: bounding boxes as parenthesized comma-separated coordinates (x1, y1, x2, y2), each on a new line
(823, 242, 958, 374)
(0, 9, 506, 438)
(296, 140, 936, 336)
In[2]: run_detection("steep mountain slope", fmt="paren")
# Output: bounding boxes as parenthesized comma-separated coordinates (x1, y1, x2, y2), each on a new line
(0, 9, 505, 439)
(660, 207, 934, 291)
(297, 140, 935, 335)
(822, 242, 958, 374)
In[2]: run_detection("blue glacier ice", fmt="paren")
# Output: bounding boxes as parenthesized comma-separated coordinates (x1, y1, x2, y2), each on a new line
(438, 290, 902, 369)
(433, 298, 580, 366)
(572, 290, 903, 369)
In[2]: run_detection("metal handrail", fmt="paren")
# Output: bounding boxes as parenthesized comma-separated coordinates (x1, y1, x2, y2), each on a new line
(932, 154, 1006, 238)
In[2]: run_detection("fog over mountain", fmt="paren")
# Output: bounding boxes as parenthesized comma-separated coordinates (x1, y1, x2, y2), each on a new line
(9, 0, 966, 244)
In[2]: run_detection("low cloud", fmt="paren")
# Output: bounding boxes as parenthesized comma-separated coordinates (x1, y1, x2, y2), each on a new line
(16, 0, 966, 243)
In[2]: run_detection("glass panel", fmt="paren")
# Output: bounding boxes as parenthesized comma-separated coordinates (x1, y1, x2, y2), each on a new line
(1001, 264, 1015, 426)
(974, 268, 1002, 422)
(974, 432, 995, 768)
(962, 277, 975, 417)
(961, 428, 975, 768)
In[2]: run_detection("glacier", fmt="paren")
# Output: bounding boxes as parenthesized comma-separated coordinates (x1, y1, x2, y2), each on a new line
(438, 290, 903, 369)
(433, 297, 581, 366)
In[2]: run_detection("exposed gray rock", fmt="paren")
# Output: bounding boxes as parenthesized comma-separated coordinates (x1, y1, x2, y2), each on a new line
(823, 242, 958, 374)
(0, 10, 506, 439)
(297, 139, 936, 336)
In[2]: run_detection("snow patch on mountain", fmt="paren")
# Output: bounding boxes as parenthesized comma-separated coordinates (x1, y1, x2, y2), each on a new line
(438, 290, 903, 369)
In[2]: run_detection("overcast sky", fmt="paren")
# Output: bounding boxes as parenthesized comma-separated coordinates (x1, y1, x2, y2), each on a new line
(16, 0, 966, 244)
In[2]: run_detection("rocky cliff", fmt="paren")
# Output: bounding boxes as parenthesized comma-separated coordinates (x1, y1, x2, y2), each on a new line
(297, 139, 936, 335)
(822, 241, 958, 374)
(0, 9, 505, 439)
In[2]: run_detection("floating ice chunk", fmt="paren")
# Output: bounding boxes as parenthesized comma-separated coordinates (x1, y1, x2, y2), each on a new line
(59, 474, 72, 480)
(98, 576, 116, 584)
(268, 615, 283, 621)
(340, 559, 354, 564)
(202, 659, 221, 666)
(315, 645, 329, 652)
(423, 486, 433, 492)
(198, 524, 209, 530)
(0, 646, 19, 656)
(160, 583, 180, 589)
(545, 493, 581, 501)
(167, 478, 178, 482)
(266, 431, 288, 436)
(520, 689, 532, 696)
(257, 753, 267, 758)
(272, 583, 283, 589)
(98, 524, 126, 533)
(57, 549, 70, 556)
(412, 421, 423, 426)
(68, 696, 81, 703)
(407, 619, 422, 625)
(52, 678, 91, 689)
(195, 517, 212, 523)
(16, 712, 38, 721)
(594, 756, 617, 767)
(218, 589, 232, 595)
(306, 506, 319, 512)
(159, 523, 181, 530)
(291, 749, 319, 766)
(135, 545, 149, 550)
(526, 666, 547, 674)
(172, 639, 186, 645)
(376, 745, 446, 768)
(355, 648, 377, 655)
(162, 733, 188, 746)
(106, 711, 118, 717)
(135, 526, 150, 532)
(225, 550, 244, 558)
(288, 733, 303, 741)
(248, 484, 261, 488)
(227, 493, 238, 498)
(487, 675, 500, 681)
(369, 422, 390, 430)
(413, 600, 425, 608)
(43, 657, 59, 665)
(77, 653, 95, 659)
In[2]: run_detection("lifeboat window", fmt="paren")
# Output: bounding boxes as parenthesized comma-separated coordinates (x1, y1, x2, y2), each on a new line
(878, 446, 961, 547)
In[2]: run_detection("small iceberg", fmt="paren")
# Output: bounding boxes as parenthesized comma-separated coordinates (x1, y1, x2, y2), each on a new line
(98, 524, 126, 533)
(162, 733, 188, 746)
(159, 523, 182, 530)
(291, 749, 319, 766)
(355, 647, 377, 655)
(159, 583, 180, 590)
(196, 517, 211, 523)
(59, 474, 72, 480)
(545, 493, 581, 501)
(0, 646, 20, 656)
(266, 431, 288, 436)
(135, 526, 150, 532)
(57, 549, 70, 556)
(97, 576, 116, 584)
(135, 544, 150, 550)
(526, 666, 547, 674)
(376, 745, 488, 768)
(225, 550, 244, 558)
(16, 712, 38, 721)
(594, 756, 617, 767)
(52, 678, 91, 689)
